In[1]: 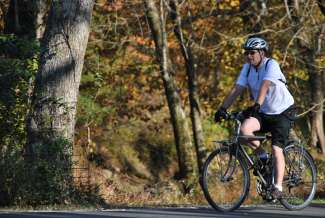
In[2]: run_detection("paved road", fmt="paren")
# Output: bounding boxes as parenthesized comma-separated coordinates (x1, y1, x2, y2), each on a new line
(0, 205, 325, 218)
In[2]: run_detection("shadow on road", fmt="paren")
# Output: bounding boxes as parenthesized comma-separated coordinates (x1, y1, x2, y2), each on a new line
(1, 205, 325, 218)
(108, 206, 325, 218)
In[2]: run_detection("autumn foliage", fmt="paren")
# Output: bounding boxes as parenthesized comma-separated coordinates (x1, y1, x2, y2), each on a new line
(0, 0, 324, 206)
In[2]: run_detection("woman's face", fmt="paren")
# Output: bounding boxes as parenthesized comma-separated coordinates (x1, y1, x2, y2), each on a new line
(245, 50, 263, 67)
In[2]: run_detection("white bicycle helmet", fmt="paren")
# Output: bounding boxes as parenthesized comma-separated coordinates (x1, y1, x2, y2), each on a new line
(243, 37, 268, 51)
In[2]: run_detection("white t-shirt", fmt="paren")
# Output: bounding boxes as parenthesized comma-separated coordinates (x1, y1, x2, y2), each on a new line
(236, 58, 294, 114)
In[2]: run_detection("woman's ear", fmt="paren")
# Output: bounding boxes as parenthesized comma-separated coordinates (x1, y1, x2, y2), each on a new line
(259, 50, 265, 58)
(262, 49, 267, 57)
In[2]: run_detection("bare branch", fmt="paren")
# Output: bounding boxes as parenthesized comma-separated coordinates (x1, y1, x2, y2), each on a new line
(294, 0, 300, 14)
(297, 98, 325, 117)
(316, 24, 325, 55)
(282, 25, 305, 65)
(284, 0, 292, 20)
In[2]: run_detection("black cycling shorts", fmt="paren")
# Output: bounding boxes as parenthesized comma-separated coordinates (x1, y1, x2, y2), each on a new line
(253, 112, 291, 148)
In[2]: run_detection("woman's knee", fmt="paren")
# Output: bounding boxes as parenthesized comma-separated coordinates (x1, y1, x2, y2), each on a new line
(240, 117, 260, 134)
(240, 125, 250, 134)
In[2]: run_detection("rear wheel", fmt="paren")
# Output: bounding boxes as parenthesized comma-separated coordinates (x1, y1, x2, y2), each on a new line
(280, 144, 317, 210)
(201, 146, 250, 212)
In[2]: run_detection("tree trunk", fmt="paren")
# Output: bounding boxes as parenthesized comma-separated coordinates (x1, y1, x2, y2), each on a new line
(4, 0, 21, 35)
(288, 1, 325, 154)
(170, 0, 206, 174)
(5, 0, 48, 39)
(305, 52, 325, 154)
(26, 0, 94, 153)
(144, 0, 196, 180)
(33, 0, 48, 40)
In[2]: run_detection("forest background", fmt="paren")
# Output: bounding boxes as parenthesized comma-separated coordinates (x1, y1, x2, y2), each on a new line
(0, 0, 324, 208)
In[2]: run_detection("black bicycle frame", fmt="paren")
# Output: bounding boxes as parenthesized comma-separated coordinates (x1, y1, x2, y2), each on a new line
(224, 115, 271, 186)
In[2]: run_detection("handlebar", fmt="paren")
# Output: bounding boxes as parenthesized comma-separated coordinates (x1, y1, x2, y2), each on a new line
(221, 111, 273, 141)
(224, 111, 246, 122)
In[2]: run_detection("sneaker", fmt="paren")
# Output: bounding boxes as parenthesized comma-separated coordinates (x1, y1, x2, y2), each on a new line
(271, 187, 285, 199)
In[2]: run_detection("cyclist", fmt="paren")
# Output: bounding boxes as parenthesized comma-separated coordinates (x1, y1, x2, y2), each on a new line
(214, 36, 294, 199)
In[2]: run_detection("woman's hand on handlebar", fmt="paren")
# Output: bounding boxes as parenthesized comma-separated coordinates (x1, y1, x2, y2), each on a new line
(214, 107, 229, 122)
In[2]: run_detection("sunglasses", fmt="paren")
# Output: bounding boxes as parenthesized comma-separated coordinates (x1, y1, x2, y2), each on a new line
(244, 50, 258, 56)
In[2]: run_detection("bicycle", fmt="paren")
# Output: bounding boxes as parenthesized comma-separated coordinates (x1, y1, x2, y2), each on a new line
(201, 111, 317, 212)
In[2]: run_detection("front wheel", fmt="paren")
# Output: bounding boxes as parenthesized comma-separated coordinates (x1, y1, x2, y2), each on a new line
(280, 144, 317, 210)
(201, 146, 250, 212)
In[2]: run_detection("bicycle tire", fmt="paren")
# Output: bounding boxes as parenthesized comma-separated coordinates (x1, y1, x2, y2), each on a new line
(280, 144, 317, 210)
(201, 146, 250, 212)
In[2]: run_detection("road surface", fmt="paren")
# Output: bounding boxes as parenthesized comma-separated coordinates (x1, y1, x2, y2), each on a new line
(0, 205, 325, 218)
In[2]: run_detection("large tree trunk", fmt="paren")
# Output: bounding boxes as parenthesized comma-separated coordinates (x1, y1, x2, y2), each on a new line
(26, 0, 94, 154)
(144, 0, 196, 180)
(169, 0, 206, 174)
(5, 0, 48, 39)
(305, 52, 325, 153)
(288, 1, 325, 154)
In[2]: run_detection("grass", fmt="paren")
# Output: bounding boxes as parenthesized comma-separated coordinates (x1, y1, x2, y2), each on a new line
(312, 198, 325, 205)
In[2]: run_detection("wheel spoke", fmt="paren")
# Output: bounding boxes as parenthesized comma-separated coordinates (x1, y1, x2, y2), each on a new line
(280, 145, 317, 210)
(202, 147, 250, 212)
